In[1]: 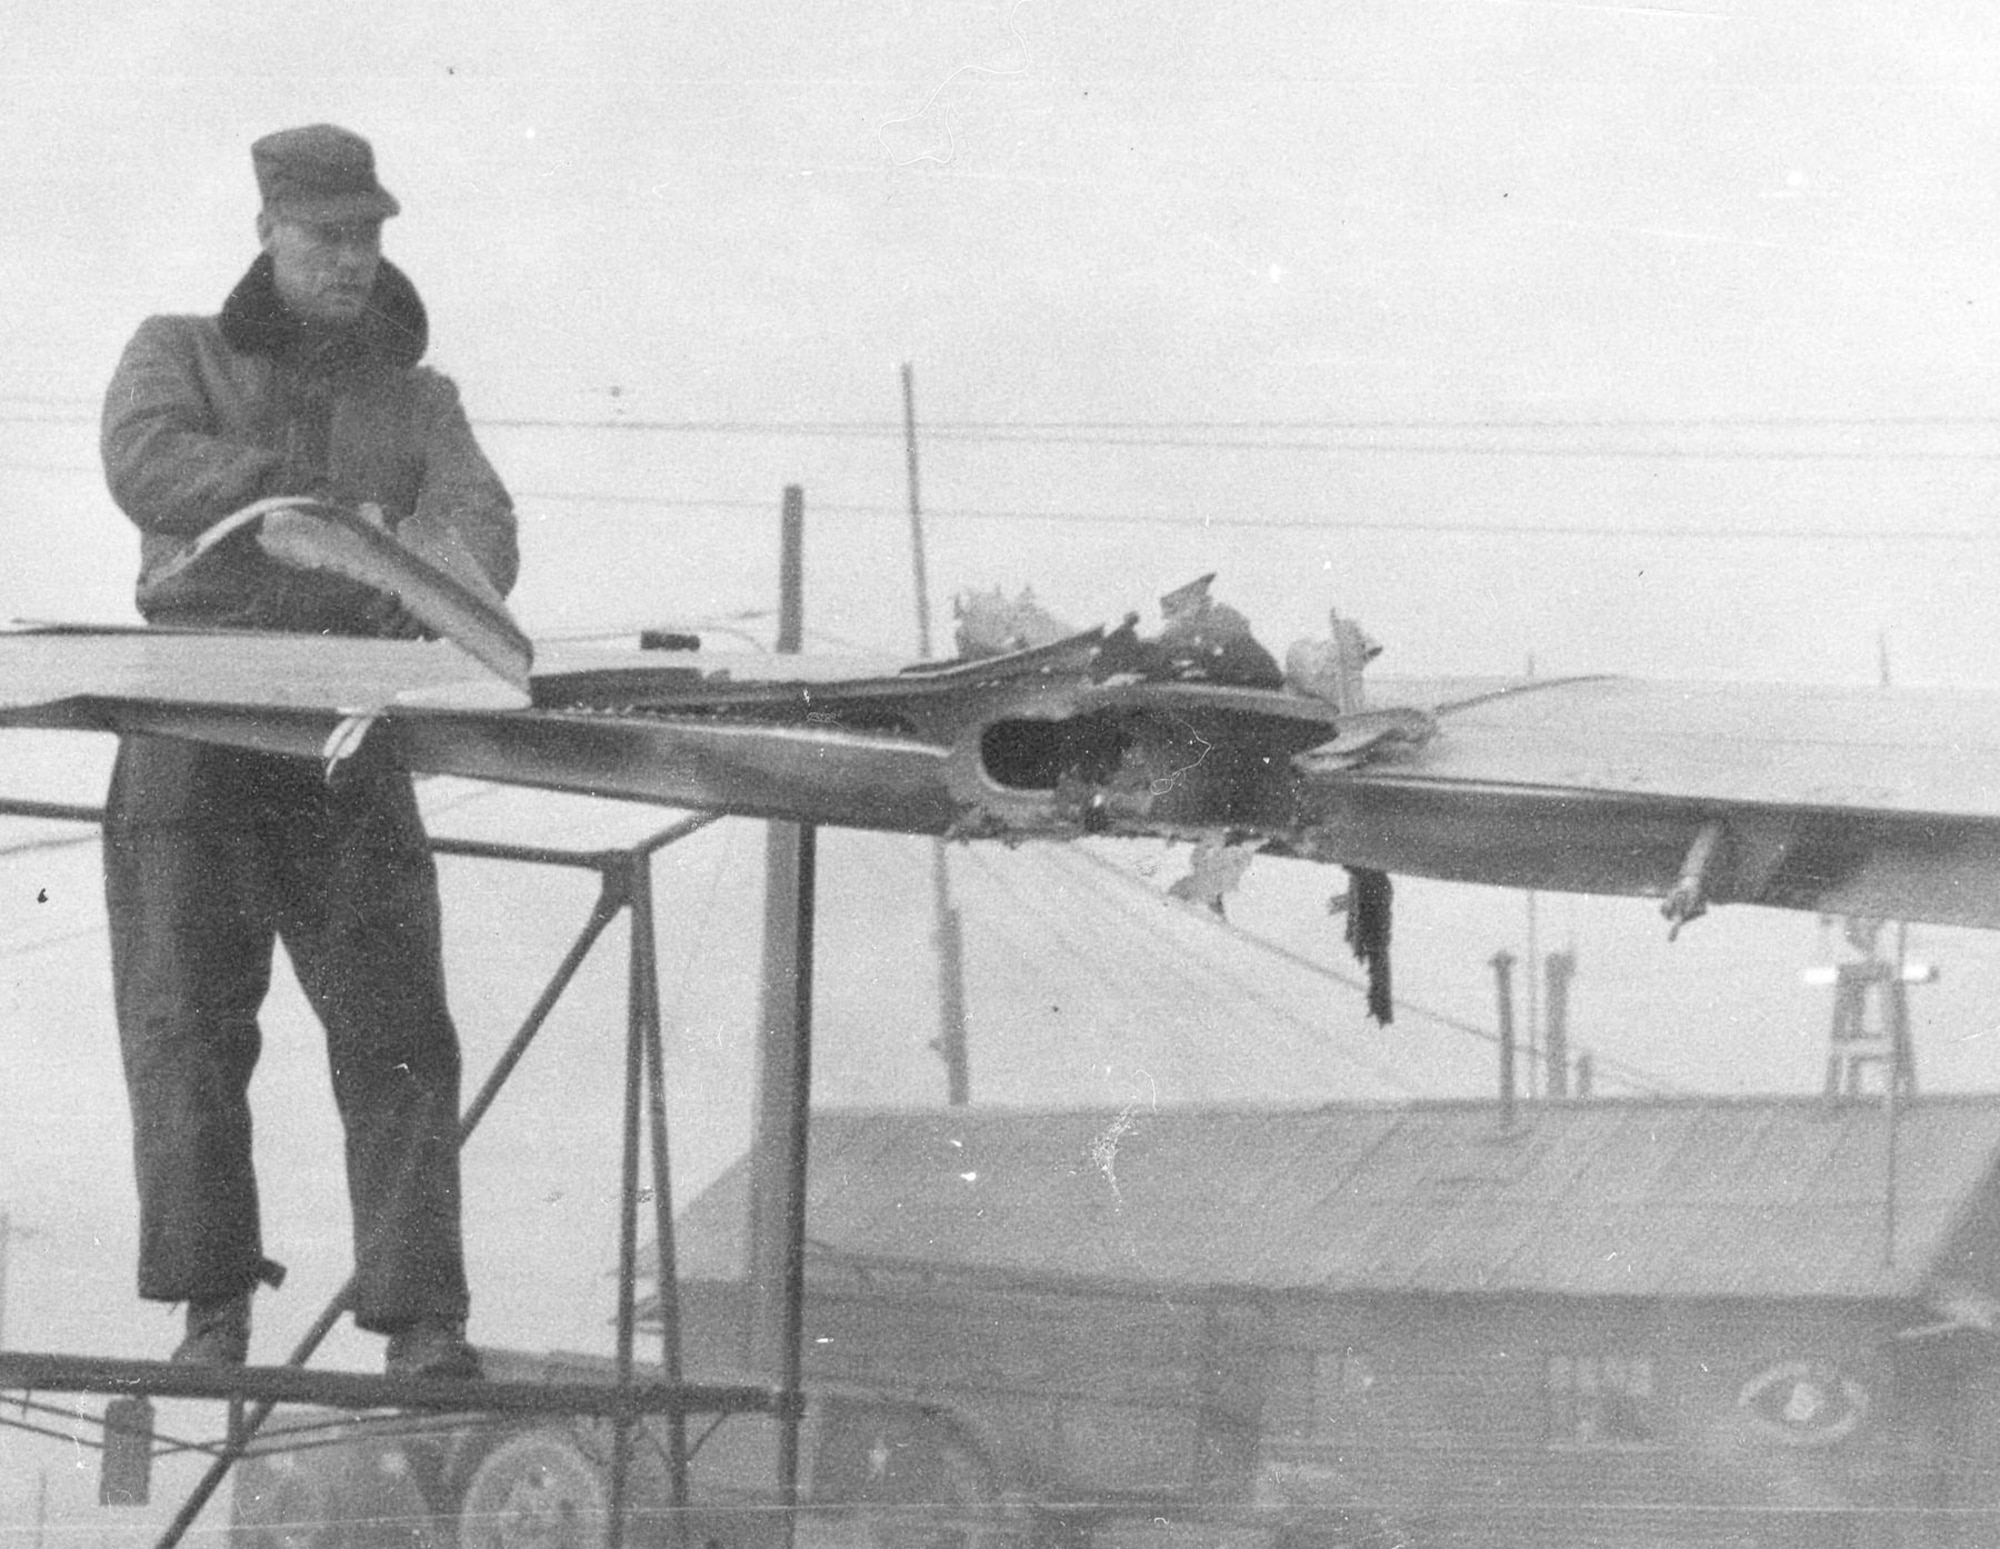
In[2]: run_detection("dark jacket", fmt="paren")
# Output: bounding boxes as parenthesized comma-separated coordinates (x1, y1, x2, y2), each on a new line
(101, 254, 518, 633)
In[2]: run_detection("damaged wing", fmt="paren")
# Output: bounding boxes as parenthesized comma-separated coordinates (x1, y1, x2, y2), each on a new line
(5, 575, 2000, 1008)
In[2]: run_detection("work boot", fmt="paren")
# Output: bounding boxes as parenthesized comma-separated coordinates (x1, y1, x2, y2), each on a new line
(384, 1318, 482, 1381)
(172, 1290, 251, 1366)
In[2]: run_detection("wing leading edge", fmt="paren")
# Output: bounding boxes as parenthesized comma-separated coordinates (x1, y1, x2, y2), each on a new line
(5, 603, 2000, 935)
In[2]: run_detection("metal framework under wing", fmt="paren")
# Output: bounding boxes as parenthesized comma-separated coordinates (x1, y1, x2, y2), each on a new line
(0, 804, 791, 1549)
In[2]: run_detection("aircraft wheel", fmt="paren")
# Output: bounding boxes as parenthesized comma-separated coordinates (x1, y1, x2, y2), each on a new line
(237, 1444, 443, 1549)
(456, 1428, 609, 1549)
(234, 1449, 344, 1549)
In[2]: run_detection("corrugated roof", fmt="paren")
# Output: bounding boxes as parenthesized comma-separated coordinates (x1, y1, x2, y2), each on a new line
(668, 1096, 2000, 1302)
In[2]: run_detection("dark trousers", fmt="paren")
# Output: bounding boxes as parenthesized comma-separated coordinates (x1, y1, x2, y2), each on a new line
(103, 737, 469, 1334)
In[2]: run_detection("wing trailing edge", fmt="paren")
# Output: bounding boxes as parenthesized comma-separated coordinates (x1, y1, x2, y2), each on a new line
(5, 583, 2000, 946)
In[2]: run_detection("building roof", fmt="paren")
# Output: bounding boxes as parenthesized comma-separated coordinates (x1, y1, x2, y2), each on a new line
(667, 1096, 2000, 1303)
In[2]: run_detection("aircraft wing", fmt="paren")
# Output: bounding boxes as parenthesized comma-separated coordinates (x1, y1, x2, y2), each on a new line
(1290, 675, 2000, 932)
(3, 621, 1999, 936)
(0, 624, 532, 719)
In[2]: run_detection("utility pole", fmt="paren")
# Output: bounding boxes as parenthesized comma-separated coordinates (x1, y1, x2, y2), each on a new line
(1490, 951, 1517, 1130)
(1520, 653, 1541, 1102)
(902, 364, 971, 1105)
(748, 487, 815, 1545)
(1544, 950, 1576, 1100)
(1523, 894, 1540, 1100)
(901, 362, 935, 663)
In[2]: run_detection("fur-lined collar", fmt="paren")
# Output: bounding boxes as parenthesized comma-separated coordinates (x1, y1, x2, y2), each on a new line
(219, 251, 428, 370)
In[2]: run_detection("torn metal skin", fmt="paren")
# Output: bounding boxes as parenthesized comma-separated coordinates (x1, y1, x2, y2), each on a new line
(10, 571, 2000, 997)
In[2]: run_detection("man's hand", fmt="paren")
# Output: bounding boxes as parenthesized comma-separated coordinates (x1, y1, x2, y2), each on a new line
(256, 501, 424, 639)
(228, 494, 529, 686)
(360, 593, 428, 641)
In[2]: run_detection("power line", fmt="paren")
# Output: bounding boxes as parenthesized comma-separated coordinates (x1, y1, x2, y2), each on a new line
(927, 435, 2000, 462)
(0, 922, 107, 959)
(953, 845, 1270, 1097)
(472, 411, 2000, 443)
(961, 846, 1230, 1078)
(1023, 845, 1430, 1095)
(14, 403, 2000, 458)
(1062, 846, 1690, 1097)
(18, 400, 2000, 429)
(485, 411, 2000, 465)
(7, 460, 1991, 543)
(0, 831, 96, 860)
(516, 487, 1998, 543)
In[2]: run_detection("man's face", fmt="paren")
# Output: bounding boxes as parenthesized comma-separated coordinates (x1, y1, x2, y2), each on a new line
(258, 213, 383, 325)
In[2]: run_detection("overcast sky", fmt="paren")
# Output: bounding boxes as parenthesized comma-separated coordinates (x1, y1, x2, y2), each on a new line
(5, 1, 2000, 1535)
(7, 1, 2000, 673)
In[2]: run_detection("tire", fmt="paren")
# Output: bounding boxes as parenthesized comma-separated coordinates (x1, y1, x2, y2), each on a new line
(456, 1428, 611, 1549)
(235, 1443, 443, 1549)
(235, 1449, 343, 1549)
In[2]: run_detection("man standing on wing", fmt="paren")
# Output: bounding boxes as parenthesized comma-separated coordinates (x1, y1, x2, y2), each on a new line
(99, 124, 517, 1378)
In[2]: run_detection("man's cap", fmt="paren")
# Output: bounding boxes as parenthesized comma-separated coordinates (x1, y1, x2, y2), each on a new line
(252, 124, 400, 224)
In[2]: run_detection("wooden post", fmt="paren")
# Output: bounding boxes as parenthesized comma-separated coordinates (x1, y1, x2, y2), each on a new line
(1491, 950, 1517, 1128)
(901, 363, 934, 658)
(749, 487, 814, 1546)
(1544, 950, 1575, 1100)
(931, 876, 970, 1106)
(902, 364, 972, 1105)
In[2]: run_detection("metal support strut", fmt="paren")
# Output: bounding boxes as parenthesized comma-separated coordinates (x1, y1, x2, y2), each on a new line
(176, 814, 715, 1549)
(1662, 818, 1727, 940)
(0, 798, 722, 1549)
